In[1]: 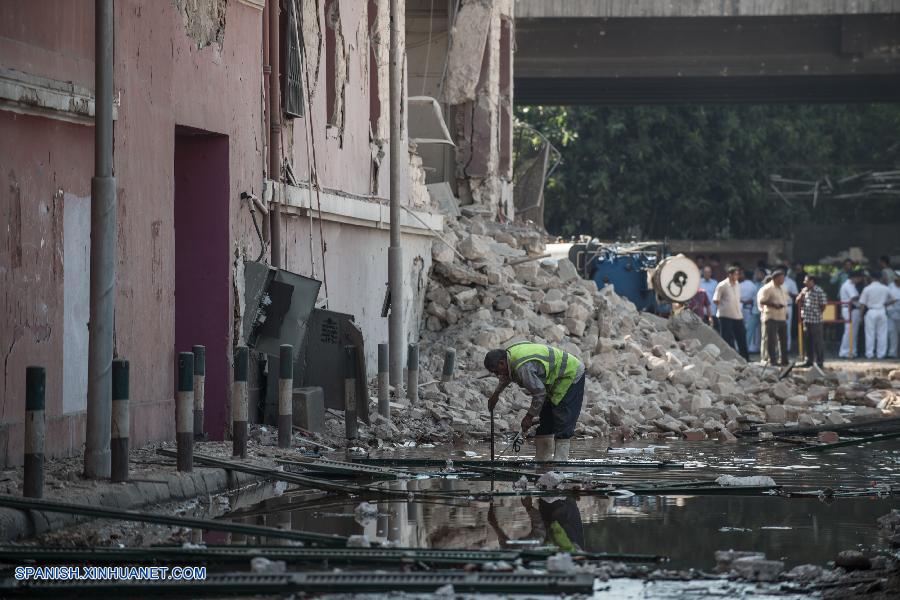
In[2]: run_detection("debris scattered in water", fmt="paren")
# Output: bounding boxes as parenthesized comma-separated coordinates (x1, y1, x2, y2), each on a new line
(513, 476, 529, 491)
(250, 557, 286, 574)
(716, 475, 776, 487)
(547, 552, 578, 573)
(537, 471, 564, 489)
(346, 534, 371, 548)
(354, 501, 379, 525)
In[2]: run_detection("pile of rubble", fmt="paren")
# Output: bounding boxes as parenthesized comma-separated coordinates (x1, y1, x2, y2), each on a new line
(353, 208, 900, 446)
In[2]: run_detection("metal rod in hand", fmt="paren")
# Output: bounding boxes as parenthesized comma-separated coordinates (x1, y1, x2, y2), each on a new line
(406, 343, 418, 403)
(111, 359, 129, 482)
(490, 410, 495, 462)
(233, 346, 249, 458)
(377, 343, 389, 419)
(192, 345, 205, 439)
(176, 353, 194, 472)
(278, 344, 293, 449)
(24, 366, 45, 498)
(344, 345, 358, 440)
(441, 348, 456, 383)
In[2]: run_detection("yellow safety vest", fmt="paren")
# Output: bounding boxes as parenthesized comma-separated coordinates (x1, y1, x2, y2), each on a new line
(506, 342, 581, 405)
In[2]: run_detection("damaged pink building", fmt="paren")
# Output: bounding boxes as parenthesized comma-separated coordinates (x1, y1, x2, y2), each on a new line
(0, 0, 514, 467)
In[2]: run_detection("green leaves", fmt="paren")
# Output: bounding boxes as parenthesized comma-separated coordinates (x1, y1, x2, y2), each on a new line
(515, 103, 900, 239)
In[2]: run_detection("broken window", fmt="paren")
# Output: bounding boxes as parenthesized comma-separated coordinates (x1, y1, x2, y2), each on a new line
(282, 0, 304, 119)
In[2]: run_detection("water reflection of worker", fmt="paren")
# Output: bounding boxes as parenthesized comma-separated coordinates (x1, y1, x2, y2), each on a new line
(488, 497, 585, 552)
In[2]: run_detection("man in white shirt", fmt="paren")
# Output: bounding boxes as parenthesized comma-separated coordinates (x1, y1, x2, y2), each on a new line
(699, 266, 718, 331)
(758, 271, 790, 366)
(888, 274, 900, 358)
(859, 274, 896, 359)
(713, 266, 749, 360)
(741, 268, 764, 354)
(839, 271, 864, 358)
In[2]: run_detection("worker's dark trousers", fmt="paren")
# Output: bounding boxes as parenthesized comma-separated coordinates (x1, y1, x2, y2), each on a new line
(539, 498, 585, 552)
(535, 375, 585, 440)
(804, 322, 825, 368)
(765, 319, 789, 365)
(719, 317, 749, 361)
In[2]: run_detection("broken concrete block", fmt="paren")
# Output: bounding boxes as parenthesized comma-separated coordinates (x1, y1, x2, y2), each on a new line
(731, 556, 784, 582)
(835, 550, 871, 571)
(556, 258, 579, 283)
(539, 300, 567, 314)
(459, 235, 492, 261)
(667, 310, 742, 362)
(292, 387, 325, 433)
(432, 239, 456, 264)
(683, 428, 707, 441)
(717, 429, 738, 443)
(765, 404, 786, 423)
(715, 550, 766, 572)
(771, 382, 793, 402)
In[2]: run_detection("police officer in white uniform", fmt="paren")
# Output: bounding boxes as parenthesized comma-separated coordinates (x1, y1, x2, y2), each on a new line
(839, 271, 864, 358)
(859, 273, 896, 359)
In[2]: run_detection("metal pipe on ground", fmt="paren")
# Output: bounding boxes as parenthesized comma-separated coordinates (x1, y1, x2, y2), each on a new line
(24, 367, 45, 498)
(0, 494, 347, 546)
(278, 344, 293, 449)
(387, 0, 404, 392)
(85, 0, 116, 480)
(377, 343, 389, 419)
(192, 345, 205, 439)
(233, 347, 249, 458)
(268, 0, 282, 268)
(441, 348, 456, 382)
(110, 359, 129, 483)
(345, 345, 358, 440)
(407, 343, 419, 403)
(176, 353, 194, 472)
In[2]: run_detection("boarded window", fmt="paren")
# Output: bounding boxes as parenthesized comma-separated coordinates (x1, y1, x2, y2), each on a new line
(283, 0, 304, 119)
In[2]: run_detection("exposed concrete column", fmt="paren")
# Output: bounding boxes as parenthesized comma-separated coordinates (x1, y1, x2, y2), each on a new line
(268, 0, 282, 268)
(85, 0, 116, 479)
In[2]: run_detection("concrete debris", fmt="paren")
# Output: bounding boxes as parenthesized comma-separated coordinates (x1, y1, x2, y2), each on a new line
(513, 476, 529, 491)
(349, 208, 898, 448)
(731, 556, 785, 581)
(835, 550, 871, 570)
(715, 475, 776, 487)
(715, 550, 766, 572)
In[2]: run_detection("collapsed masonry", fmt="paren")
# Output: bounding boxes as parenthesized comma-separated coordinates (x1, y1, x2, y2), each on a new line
(326, 207, 900, 446)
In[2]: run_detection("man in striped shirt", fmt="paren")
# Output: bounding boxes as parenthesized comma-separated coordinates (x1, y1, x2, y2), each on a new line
(797, 275, 828, 368)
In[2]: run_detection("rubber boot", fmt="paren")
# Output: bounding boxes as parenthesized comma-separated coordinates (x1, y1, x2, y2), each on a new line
(553, 438, 571, 462)
(535, 435, 555, 462)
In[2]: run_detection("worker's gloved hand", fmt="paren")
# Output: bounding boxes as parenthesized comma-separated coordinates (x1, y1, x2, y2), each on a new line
(521, 412, 535, 432)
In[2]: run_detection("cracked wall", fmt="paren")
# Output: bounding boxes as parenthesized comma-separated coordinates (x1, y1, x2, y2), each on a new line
(171, 0, 228, 49)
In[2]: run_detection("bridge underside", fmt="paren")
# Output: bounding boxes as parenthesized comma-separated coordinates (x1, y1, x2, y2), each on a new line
(515, 15, 900, 104)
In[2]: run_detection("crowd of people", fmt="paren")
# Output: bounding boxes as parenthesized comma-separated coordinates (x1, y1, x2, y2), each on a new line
(685, 255, 900, 365)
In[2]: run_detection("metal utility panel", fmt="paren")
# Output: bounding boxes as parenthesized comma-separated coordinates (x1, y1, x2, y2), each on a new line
(297, 308, 368, 424)
(242, 261, 321, 357)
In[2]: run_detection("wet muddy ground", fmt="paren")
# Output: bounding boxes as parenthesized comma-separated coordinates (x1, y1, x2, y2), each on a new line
(222, 438, 899, 570)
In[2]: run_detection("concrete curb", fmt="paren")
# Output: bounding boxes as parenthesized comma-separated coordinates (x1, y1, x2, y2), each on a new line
(0, 467, 261, 542)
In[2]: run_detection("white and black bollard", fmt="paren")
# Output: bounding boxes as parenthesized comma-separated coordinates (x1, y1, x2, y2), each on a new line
(192, 345, 205, 440)
(377, 343, 389, 419)
(24, 366, 45, 498)
(407, 343, 419, 403)
(441, 348, 456, 383)
(111, 359, 130, 483)
(176, 352, 194, 472)
(233, 346, 249, 458)
(344, 345, 358, 440)
(278, 344, 293, 449)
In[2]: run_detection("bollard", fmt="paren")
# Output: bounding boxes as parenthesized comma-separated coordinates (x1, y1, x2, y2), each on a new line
(176, 352, 194, 472)
(24, 366, 45, 498)
(344, 345, 358, 440)
(441, 348, 456, 383)
(111, 359, 130, 483)
(278, 344, 293, 449)
(233, 346, 249, 458)
(377, 343, 389, 419)
(406, 343, 419, 403)
(192, 345, 206, 439)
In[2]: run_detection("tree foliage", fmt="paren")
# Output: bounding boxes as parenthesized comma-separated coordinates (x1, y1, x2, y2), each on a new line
(515, 104, 900, 239)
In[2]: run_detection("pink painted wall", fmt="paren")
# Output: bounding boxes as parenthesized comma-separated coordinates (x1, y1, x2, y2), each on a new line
(0, 0, 398, 466)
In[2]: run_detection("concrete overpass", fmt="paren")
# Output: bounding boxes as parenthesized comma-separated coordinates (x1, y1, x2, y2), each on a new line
(514, 0, 900, 104)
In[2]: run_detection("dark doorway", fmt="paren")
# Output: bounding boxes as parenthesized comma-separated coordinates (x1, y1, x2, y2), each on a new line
(174, 127, 230, 440)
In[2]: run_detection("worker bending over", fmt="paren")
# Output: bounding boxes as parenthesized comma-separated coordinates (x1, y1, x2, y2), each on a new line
(484, 341, 585, 462)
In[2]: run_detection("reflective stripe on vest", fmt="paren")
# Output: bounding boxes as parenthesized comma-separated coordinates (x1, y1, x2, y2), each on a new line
(506, 342, 581, 405)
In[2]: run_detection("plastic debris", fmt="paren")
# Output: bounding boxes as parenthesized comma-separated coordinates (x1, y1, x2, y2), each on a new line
(715, 475, 776, 487)
(346, 534, 371, 548)
(354, 501, 379, 524)
(546, 552, 578, 573)
(537, 471, 564, 489)
(250, 557, 286, 574)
